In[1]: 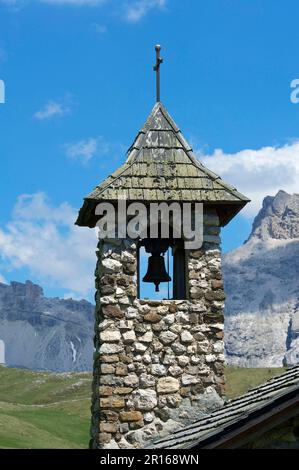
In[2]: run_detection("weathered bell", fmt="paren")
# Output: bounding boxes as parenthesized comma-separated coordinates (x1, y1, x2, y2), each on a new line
(142, 255, 171, 292)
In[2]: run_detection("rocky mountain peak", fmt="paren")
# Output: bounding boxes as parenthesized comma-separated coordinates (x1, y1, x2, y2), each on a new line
(10, 280, 44, 299)
(248, 190, 299, 241)
(223, 190, 299, 368)
(0, 280, 94, 372)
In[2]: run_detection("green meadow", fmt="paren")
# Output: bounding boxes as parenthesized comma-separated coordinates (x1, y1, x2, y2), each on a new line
(0, 366, 285, 449)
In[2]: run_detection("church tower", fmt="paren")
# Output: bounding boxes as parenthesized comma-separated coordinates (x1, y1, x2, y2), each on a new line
(76, 46, 249, 449)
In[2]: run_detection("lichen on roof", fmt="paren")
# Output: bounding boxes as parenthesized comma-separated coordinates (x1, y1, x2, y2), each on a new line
(76, 102, 250, 227)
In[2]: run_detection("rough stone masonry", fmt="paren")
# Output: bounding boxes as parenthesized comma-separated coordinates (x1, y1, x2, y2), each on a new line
(76, 100, 249, 448)
(91, 208, 225, 449)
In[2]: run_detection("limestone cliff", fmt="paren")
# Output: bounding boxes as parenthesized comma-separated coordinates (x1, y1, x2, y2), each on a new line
(0, 280, 94, 371)
(223, 190, 299, 367)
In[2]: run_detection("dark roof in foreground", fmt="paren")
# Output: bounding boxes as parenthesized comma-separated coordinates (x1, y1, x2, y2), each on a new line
(76, 102, 250, 228)
(148, 366, 299, 449)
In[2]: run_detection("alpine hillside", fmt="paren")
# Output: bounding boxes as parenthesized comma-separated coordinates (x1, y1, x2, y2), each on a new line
(0, 281, 94, 372)
(223, 190, 299, 367)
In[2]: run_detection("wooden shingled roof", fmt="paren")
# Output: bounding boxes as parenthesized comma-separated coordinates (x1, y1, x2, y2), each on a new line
(148, 365, 299, 449)
(76, 102, 250, 227)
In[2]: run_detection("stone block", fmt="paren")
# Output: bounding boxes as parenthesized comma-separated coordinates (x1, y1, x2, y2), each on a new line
(116, 364, 128, 376)
(181, 374, 201, 386)
(134, 342, 148, 353)
(102, 305, 124, 319)
(101, 410, 118, 422)
(100, 343, 123, 355)
(180, 387, 191, 397)
(99, 386, 113, 396)
(211, 279, 223, 290)
(119, 320, 134, 331)
(177, 355, 189, 367)
(100, 329, 121, 342)
(129, 420, 144, 430)
(157, 377, 180, 394)
(101, 364, 115, 374)
(122, 330, 136, 344)
(171, 342, 186, 354)
(100, 296, 117, 305)
(113, 387, 133, 395)
(159, 331, 177, 345)
(180, 330, 193, 343)
(101, 285, 115, 295)
(139, 331, 153, 343)
(127, 389, 158, 410)
(119, 411, 143, 422)
(123, 262, 136, 275)
(139, 374, 156, 388)
(123, 374, 139, 388)
(100, 397, 125, 409)
(99, 432, 111, 444)
(102, 258, 122, 273)
(143, 312, 161, 323)
(151, 364, 167, 376)
(119, 354, 132, 364)
(100, 422, 118, 433)
(168, 365, 183, 377)
(99, 354, 119, 363)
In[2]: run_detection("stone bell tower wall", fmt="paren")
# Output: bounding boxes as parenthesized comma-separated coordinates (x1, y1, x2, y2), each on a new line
(91, 207, 225, 449)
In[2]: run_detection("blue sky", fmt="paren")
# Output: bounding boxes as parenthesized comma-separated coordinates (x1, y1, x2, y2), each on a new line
(0, 0, 299, 300)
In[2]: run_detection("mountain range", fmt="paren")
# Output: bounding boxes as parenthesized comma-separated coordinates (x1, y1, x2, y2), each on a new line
(223, 190, 299, 367)
(0, 190, 298, 371)
(0, 281, 93, 372)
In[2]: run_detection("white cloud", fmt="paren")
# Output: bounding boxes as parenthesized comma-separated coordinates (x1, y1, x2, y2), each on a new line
(64, 136, 110, 163)
(125, 0, 166, 22)
(92, 22, 107, 34)
(0, 273, 7, 284)
(0, 192, 97, 297)
(40, 0, 106, 5)
(34, 100, 70, 120)
(1, 0, 167, 20)
(197, 140, 299, 217)
(63, 291, 86, 300)
(1, 0, 106, 4)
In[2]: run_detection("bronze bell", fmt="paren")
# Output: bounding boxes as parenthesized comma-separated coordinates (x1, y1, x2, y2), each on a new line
(143, 255, 171, 292)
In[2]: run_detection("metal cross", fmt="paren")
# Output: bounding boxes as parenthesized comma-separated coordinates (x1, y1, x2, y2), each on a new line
(153, 44, 163, 102)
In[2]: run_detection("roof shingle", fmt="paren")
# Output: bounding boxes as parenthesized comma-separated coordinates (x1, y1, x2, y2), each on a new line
(76, 102, 250, 227)
(148, 366, 299, 449)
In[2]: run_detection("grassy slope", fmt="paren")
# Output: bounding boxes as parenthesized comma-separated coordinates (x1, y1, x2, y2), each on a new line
(0, 366, 285, 449)
(225, 366, 286, 399)
(0, 367, 92, 449)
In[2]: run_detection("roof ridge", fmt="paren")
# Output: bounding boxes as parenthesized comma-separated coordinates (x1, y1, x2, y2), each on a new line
(157, 102, 180, 133)
(85, 160, 137, 200)
(126, 102, 186, 159)
(155, 105, 249, 203)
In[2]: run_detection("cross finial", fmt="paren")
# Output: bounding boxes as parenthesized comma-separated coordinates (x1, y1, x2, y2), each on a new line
(153, 44, 163, 102)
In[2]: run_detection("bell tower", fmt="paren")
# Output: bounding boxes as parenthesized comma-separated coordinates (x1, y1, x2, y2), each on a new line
(76, 46, 249, 449)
